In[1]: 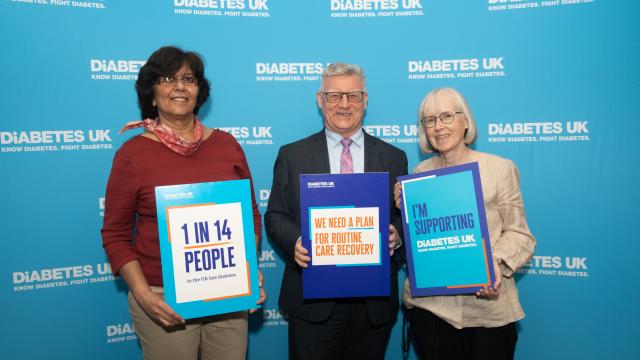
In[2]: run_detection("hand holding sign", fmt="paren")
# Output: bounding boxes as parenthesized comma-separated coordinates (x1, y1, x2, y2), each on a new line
(389, 224, 400, 256)
(294, 238, 311, 269)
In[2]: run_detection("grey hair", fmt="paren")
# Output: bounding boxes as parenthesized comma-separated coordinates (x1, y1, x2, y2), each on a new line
(417, 87, 477, 153)
(319, 62, 366, 91)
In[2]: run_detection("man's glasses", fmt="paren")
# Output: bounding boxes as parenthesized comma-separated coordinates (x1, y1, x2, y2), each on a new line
(321, 91, 365, 103)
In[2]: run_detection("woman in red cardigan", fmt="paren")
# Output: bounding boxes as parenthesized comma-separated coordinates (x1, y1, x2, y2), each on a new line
(101, 46, 265, 360)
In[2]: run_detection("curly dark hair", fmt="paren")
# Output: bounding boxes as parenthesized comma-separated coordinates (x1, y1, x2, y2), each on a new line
(135, 46, 211, 119)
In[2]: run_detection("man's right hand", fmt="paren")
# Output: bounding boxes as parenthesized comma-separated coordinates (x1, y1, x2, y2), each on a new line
(294, 238, 311, 268)
(393, 181, 402, 210)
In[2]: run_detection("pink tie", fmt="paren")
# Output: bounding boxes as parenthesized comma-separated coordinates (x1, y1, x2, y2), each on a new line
(340, 138, 353, 174)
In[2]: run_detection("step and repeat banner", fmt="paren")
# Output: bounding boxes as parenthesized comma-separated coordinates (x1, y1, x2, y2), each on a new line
(1, 1, 638, 359)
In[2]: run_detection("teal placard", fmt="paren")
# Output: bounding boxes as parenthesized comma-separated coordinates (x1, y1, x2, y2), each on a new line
(155, 179, 260, 319)
(400, 163, 495, 296)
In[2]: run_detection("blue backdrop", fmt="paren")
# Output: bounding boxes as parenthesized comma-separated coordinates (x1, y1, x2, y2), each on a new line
(1, 0, 639, 358)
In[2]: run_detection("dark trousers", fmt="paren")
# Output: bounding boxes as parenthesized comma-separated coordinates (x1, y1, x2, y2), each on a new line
(408, 307, 518, 360)
(287, 302, 393, 360)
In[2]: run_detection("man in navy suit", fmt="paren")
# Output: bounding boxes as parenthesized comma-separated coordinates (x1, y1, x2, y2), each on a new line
(265, 62, 408, 360)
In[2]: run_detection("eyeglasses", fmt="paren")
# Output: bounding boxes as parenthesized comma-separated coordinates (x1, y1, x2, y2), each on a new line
(420, 111, 463, 128)
(321, 91, 366, 103)
(156, 75, 198, 87)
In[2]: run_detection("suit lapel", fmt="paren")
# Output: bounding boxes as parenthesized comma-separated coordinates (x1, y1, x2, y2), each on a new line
(308, 130, 331, 173)
(364, 132, 381, 172)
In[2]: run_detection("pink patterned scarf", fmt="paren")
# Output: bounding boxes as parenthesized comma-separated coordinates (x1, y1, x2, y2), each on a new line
(119, 117, 204, 156)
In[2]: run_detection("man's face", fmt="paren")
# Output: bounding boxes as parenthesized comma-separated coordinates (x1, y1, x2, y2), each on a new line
(317, 75, 367, 138)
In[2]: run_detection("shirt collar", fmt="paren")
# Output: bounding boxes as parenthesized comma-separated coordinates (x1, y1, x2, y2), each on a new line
(325, 127, 364, 149)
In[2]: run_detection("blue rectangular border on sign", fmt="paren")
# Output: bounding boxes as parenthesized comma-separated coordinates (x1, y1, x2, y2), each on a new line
(155, 179, 260, 319)
(399, 162, 495, 297)
(300, 172, 390, 299)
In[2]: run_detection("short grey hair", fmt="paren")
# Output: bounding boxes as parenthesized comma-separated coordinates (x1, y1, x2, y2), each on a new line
(417, 87, 477, 153)
(319, 62, 366, 91)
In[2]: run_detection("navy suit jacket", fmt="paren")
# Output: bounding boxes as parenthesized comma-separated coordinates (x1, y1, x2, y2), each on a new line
(265, 129, 408, 325)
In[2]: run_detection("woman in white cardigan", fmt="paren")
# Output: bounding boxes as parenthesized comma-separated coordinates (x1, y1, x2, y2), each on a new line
(395, 87, 536, 360)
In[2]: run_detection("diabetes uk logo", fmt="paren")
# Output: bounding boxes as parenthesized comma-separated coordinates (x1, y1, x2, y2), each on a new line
(486, 120, 590, 143)
(173, 0, 270, 17)
(363, 124, 419, 145)
(0, 129, 114, 153)
(218, 125, 274, 145)
(90, 59, 146, 81)
(9, 0, 107, 10)
(487, 0, 595, 12)
(12, 263, 116, 292)
(329, 0, 424, 18)
(517, 255, 590, 278)
(408, 57, 507, 80)
(255, 62, 328, 82)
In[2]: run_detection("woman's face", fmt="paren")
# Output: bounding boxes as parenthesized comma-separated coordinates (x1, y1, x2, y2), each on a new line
(424, 94, 468, 154)
(153, 63, 199, 121)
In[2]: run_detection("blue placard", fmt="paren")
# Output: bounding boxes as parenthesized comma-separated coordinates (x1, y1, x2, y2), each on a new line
(399, 163, 495, 296)
(155, 179, 260, 319)
(300, 173, 390, 299)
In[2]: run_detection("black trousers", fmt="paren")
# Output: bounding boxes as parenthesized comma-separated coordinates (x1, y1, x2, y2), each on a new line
(408, 307, 518, 360)
(287, 301, 394, 360)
